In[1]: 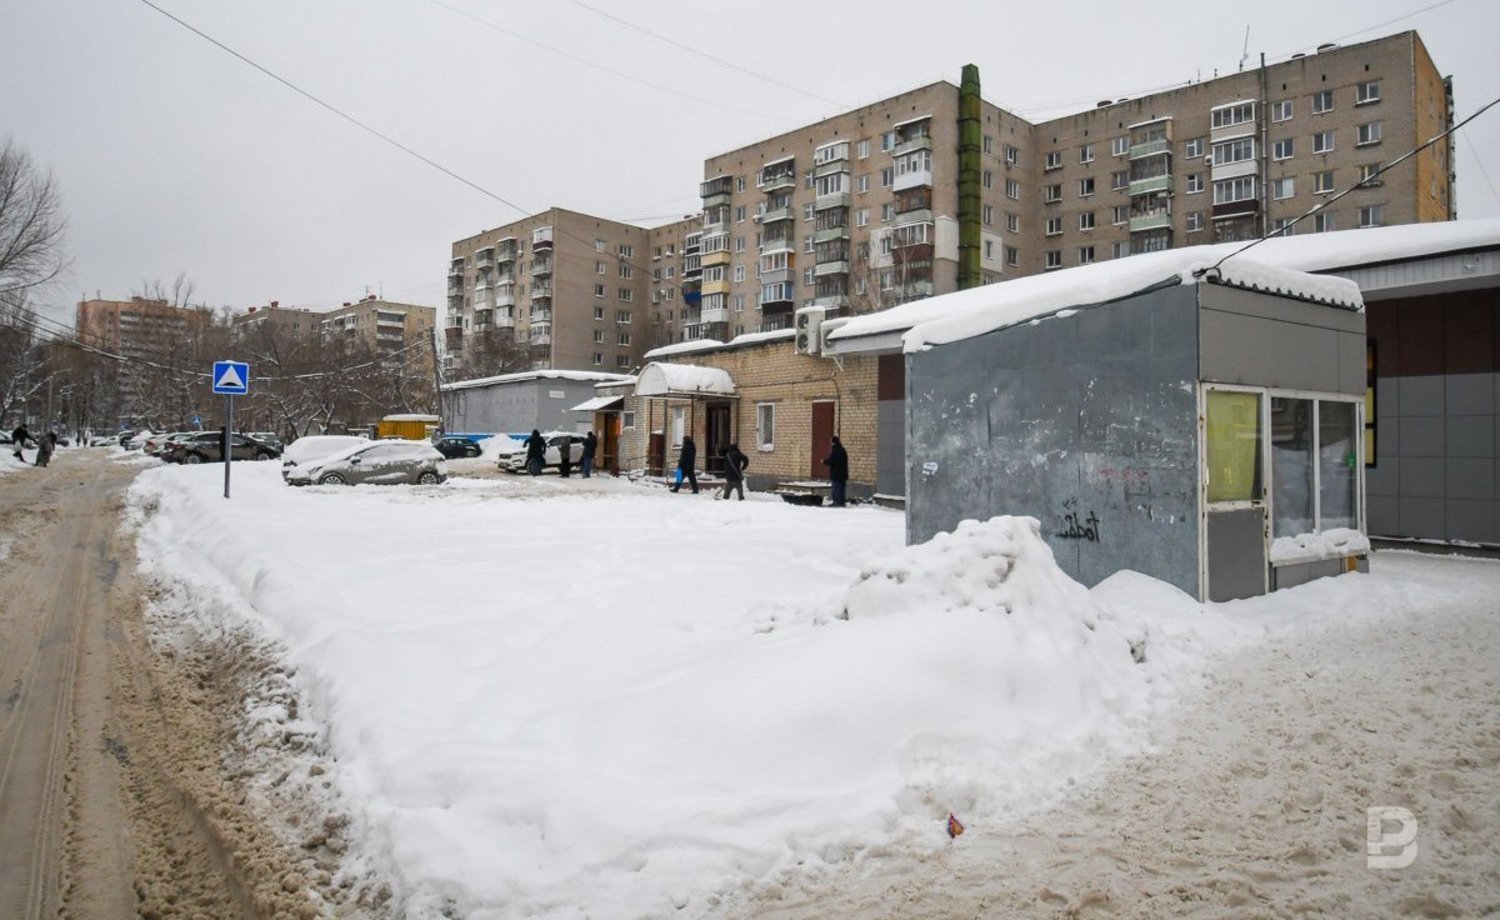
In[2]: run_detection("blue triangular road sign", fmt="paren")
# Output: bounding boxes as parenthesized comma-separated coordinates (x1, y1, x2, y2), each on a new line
(212, 360, 250, 394)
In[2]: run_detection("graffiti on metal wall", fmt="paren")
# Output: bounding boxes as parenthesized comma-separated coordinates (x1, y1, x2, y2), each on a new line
(1056, 497, 1102, 543)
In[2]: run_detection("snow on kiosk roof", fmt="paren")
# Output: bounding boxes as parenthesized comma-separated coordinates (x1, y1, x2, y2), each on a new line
(634, 362, 735, 397)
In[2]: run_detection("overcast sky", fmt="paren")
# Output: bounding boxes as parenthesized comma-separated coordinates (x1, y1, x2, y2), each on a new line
(4, 0, 1497, 331)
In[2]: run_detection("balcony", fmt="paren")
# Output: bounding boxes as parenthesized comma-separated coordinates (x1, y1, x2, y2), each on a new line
(1128, 174, 1174, 196)
(494, 286, 516, 307)
(448, 260, 464, 277)
(815, 259, 849, 276)
(701, 248, 732, 267)
(701, 305, 731, 324)
(473, 309, 493, 329)
(447, 277, 464, 295)
(893, 206, 932, 225)
(813, 225, 849, 243)
(758, 205, 794, 224)
(529, 325, 551, 346)
(759, 267, 793, 286)
(532, 307, 553, 323)
(474, 277, 492, 293)
(813, 294, 849, 310)
(531, 258, 552, 277)
(475, 249, 495, 270)
(814, 191, 850, 211)
(1129, 138, 1171, 159)
(700, 176, 733, 205)
(493, 307, 516, 328)
(1129, 211, 1173, 232)
(531, 226, 553, 249)
(531, 281, 553, 299)
(759, 172, 796, 193)
(445, 327, 464, 348)
(496, 239, 518, 263)
(892, 135, 933, 157)
(814, 159, 850, 180)
(892, 168, 933, 192)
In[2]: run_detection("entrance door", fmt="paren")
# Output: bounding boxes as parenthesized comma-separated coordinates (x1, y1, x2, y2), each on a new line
(810, 401, 835, 478)
(1203, 388, 1268, 601)
(705, 403, 731, 474)
(602, 413, 621, 474)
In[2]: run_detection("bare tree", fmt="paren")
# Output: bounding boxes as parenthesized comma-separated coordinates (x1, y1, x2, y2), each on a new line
(0, 140, 67, 298)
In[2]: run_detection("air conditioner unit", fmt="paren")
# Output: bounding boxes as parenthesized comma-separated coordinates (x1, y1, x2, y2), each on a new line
(794, 306, 826, 355)
(819, 316, 850, 355)
(1204, 155, 1214, 166)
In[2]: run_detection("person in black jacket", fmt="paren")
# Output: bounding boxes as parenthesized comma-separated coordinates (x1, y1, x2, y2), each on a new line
(718, 443, 749, 501)
(524, 429, 546, 476)
(670, 435, 698, 493)
(823, 435, 849, 507)
(580, 430, 598, 478)
(10, 424, 29, 462)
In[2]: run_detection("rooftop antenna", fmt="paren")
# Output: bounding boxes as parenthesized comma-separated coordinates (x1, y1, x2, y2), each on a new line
(1239, 26, 1251, 72)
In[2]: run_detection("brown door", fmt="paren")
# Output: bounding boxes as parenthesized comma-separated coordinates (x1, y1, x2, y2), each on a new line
(705, 403, 731, 474)
(602, 413, 621, 474)
(810, 401, 835, 478)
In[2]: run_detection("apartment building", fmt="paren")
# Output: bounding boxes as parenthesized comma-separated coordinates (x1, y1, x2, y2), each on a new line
(317, 295, 435, 362)
(231, 300, 319, 341)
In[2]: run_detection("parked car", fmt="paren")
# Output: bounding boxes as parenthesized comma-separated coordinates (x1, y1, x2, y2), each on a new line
(497, 432, 586, 473)
(250, 432, 285, 452)
(435, 436, 484, 459)
(285, 440, 447, 486)
(163, 431, 281, 464)
(122, 430, 154, 451)
(281, 434, 370, 481)
(144, 431, 194, 456)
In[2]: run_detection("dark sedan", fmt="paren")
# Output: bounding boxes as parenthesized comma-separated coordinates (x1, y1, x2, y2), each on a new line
(434, 436, 484, 459)
(163, 432, 281, 464)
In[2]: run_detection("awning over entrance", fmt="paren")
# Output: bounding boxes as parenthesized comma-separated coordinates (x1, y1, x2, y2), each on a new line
(634, 362, 735, 398)
(570, 394, 624, 412)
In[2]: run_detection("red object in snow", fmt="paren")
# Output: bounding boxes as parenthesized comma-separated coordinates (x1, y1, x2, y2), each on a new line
(947, 812, 965, 839)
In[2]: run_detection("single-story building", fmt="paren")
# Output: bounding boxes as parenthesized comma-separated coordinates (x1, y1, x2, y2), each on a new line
(440, 370, 633, 437)
(862, 246, 1368, 601)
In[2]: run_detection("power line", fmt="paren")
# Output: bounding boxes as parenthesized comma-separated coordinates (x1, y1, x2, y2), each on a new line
(1201, 93, 1500, 276)
(565, 0, 848, 109)
(1460, 128, 1500, 212)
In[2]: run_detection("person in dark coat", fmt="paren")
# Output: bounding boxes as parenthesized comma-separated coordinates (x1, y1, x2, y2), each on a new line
(822, 435, 849, 507)
(670, 435, 698, 493)
(34, 431, 56, 468)
(718, 443, 749, 501)
(558, 436, 573, 478)
(524, 429, 547, 476)
(11, 424, 29, 462)
(580, 430, 598, 478)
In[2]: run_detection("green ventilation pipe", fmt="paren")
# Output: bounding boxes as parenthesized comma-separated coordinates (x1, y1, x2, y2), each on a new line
(958, 63, 982, 289)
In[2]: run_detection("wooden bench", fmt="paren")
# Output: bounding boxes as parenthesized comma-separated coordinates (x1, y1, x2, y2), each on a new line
(770, 480, 831, 506)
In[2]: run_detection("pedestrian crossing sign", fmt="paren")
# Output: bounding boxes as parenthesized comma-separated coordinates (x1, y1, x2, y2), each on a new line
(212, 360, 250, 395)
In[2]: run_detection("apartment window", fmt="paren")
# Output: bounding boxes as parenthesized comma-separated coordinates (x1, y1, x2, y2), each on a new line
(1312, 90, 1333, 114)
(1004, 144, 1019, 165)
(881, 203, 894, 221)
(1112, 241, 1129, 258)
(733, 265, 745, 282)
(1357, 121, 1383, 146)
(805, 170, 815, 189)
(733, 294, 745, 311)
(1079, 144, 1094, 164)
(1006, 212, 1019, 233)
(755, 403, 775, 451)
(594, 283, 606, 297)
(1212, 137, 1255, 166)
(1111, 135, 1129, 156)
(618, 288, 633, 301)
(1044, 150, 1063, 170)
(1111, 204, 1128, 225)
(1359, 162, 1384, 187)
(803, 267, 815, 285)
(1210, 103, 1254, 130)
(1184, 136, 1205, 159)
(1313, 130, 1335, 154)
(1005, 246, 1019, 266)
(1111, 170, 1128, 190)
(1314, 169, 1336, 194)
(982, 134, 994, 154)
(880, 166, 894, 187)
(1272, 177, 1296, 200)
(735, 176, 746, 192)
(982, 169, 993, 189)
(1315, 212, 1337, 232)
(1186, 211, 1204, 232)
(1045, 216, 1063, 236)
(1045, 250, 1063, 270)
(858, 139, 870, 158)
(984, 239, 996, 260)
(1005, 178, 1020, 200)
(1357, 81, 1381, 105)
(1360, 204, 1385, 227)
(591, 328, 605, 344)
(856, 208, 869, 227)
(1079, 211, 1095, 231)
(618, 244, 633, 258)
(593, 306, 605, 320)
(803, 204, 814, 221)
(1186, 173, 1204, 194)
(619, 264, 633, 279)
(1044, 184, 1062, 203)
(592, 353, 603, 366)
(881, 130, 896, 151)
(595, 260, 607, 275)
(617, 355, 630, 369)
(857, 174, 870, 193)
(733, 236, 745, 253)
(804, 236, 814, 253)
(616, 310, 632, 323)
(1271, 100, 1294, 122)
(617, 332, 631, 346)
(1273, 137, 1295, 160)
(734, 205, 747, 222)
(1079, 177, 1096, 197)
(1078, 245, 1095, 264)
(982, 204, 994, 225)
(1270, 217, 1294, 236)
(1213, 176, 1257, 205)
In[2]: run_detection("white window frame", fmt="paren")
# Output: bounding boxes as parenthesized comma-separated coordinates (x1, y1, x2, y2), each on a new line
(1272, 177, 1295, 200)
(1079, 211, 1095, 231)
(1111, 135, 1129, 157)
(1312, 90, 1334, 114)
(1271, 100, 1294, 122)
(755, 403, 775, 451)
(1313, 130, 1335, 154)
(1044, 150, 1063, 170)
(1357, 121, 1382, 146)
(1184, 136, 1205, 159)
(1045, 216, 1063, 236)
(1079, 144, 1094, 164)
(1272, 138, 1295, 160)
(1356, 81, 1381, 105)
(1314, 170, 1336, 194)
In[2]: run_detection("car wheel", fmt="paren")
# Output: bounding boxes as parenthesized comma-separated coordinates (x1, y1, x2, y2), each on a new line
(254, 451, 274, 461)
(318, 472, 347, 486)
(417, 471, 440, 485)
(184, 453, 203, 465)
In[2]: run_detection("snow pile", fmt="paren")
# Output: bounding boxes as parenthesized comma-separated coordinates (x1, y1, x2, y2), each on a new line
(1270, 527, 1372, 564)
(126, 467, 1245, 919)
(478, 433, 524, 459)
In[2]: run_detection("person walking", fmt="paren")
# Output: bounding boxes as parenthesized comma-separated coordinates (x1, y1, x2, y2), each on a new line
(10, 423, 29, 462)
(718, 442, 749, 501)
(34, 431, 56, 468)
(580, 430, 597, 478)
(524, 429, 547, 477)
(670, 435, 699, 494)
(558, 436, 573, 478)
(822, 435, 849, 507)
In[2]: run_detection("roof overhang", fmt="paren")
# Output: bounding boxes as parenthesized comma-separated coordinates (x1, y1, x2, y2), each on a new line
(571, 394, 624, 412)
(634, 362, 736, 398)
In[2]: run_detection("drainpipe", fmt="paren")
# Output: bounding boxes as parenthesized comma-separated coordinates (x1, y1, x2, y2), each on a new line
(1259, 52, 1270, 237)
(958, 64, 982, 289)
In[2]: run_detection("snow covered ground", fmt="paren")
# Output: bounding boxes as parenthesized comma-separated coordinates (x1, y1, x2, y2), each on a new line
(122, 456, 1500, 918)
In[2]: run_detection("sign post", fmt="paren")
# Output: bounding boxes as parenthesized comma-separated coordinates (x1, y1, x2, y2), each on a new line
(211, 360, 250, 498)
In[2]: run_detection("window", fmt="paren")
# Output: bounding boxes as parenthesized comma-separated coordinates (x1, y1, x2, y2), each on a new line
(592, 353, 603, 366)
(618, 288, 633, 302)
(1079, 211, 1095, 231)
(802, 267, 815, 285)
(618, 332, 631, 346)
(1211, 101, 1254, 129)
(1111, 205, 1128, 225)
(1108, 169, 1126, 191)
(617, 355, 630, 368)
(984, 239, 995, 261)
(1005, 246, 1019, 266)
(616, 310, 632, 323)
(593, 306, 605, 320)
(594, 283, 606, 297)
(982, 204, 994, 225)
(1045, 216, 1063, 236)
(1273, 137, 1295, 160)
(1272, 177, 1295, 199)
(1212, 137, 1255, 165)
(734, 205, 747, 222)
(595, 238, 607, 252)
(618, 244, 633, 259)
(858, 139, 870, 158)
(982, 134, 993, 154)
(1186, 172, 1205, 194)
(1044, 184, 1062, 203)
(1357, 121, 1382, 146)
(1078, 177, 1096, 197)
(1005, 178, 1020, 200)
(1270, 397, 1360, 538)
(982, 169, 993, 189)
(1359, 162, 1383, 187)
(1205, 390, 1262, 503)
(1111, 135, 1129, 156)
(733, 265, 745, 282)
(880, 130, 896, 151)
(1313, 130, 1335, 154)
(1078, 245, 1095, 264)
(1186, 211, 1204, 232)
(1079, 144, 1094, 164)
(803, 203, 814, 221)
(1006, 213, 1019, 233)
(1312, 90, 1333, 114)
(1359, 204, 1384, 227)
(734, 236, 746, 253)
(1270, 217, 1294, 236)
(1314, 169, 1336, 194)
(593, 329, 604, 344)
(857, 174, 870, 193)
(756, 403, 775, 450)
(619, 264, 633, 279)
(1314, 212, 1337, 232)
(880, 166, 894, 187)
(1184, 136, 1205, 159)
(1112, 241, 1129, 259)
(1045, 250, 1062, 270)
(1356, 81, 1381, 105)
(1045, 150, 1062, 170)
(595, 260, 607, 275)
(856, 208, 869, 227)
(1004, 144, 1019, 165)
(881, 203, 894, 221)
(1213, 176, 1257, 205)
(1271, 100, 1294, 122)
